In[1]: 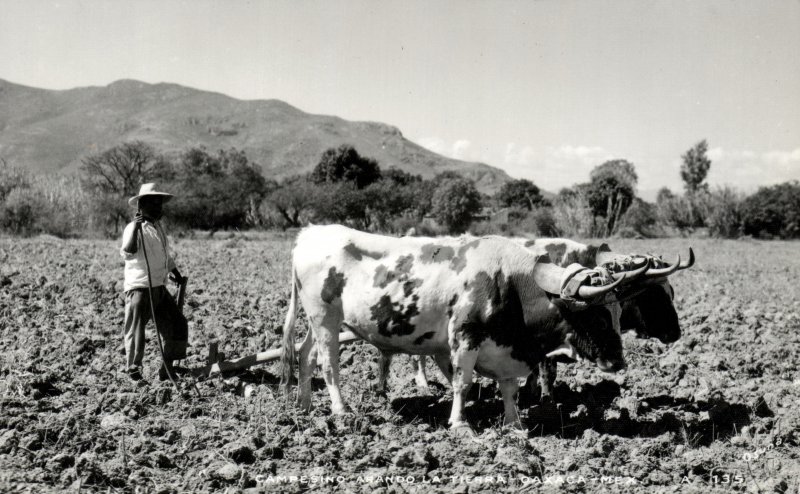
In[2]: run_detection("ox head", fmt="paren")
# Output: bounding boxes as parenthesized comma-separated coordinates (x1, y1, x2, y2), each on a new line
(531, 256, 649, 373)
(595, 245, 695, 343)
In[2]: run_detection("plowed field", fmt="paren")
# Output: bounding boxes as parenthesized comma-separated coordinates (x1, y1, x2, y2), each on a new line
(1, 234, 798, 492)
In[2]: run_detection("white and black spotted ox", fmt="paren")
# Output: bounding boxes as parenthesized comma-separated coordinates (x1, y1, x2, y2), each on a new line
(279, 225, 644, 430)
(403, 238, 694, 401)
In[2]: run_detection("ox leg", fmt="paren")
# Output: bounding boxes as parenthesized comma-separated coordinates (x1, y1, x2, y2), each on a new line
(521, 366, 538, 404)
(312, 310, 346, 415)
(448, 346, 478, 430)
(412, 355, 430, 390)
(374, 351, 393, 395)
(297, 329, 316, 411)
(538, 359, 557, 403)
(498, 378, 523, 430)
(433, 353, 453, 382)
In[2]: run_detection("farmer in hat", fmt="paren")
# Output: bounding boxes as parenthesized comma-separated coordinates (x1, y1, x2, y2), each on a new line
(120, 183, 188, 382)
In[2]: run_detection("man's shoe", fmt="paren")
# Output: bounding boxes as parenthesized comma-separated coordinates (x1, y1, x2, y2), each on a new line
(127, 367, 143, 381)
(158, 365, 177, 382)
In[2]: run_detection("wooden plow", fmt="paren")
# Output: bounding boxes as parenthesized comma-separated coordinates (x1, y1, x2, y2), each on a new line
(174, 277, 361, 379)
(191, 331, 360, 378)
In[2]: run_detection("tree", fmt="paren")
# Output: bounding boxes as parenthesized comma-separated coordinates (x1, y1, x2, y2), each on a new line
(0, 187, 43, 235)
(265, 176, 319, 228)
(680, 140, 711, 194)
(0, 159, 30, 204)
(433, 171, 462, 183)
(557, 187, 580, 200)
(178, 146, 224, 178)
(382, 167, 422, 186)
(584, 159, 638, 235)
(361, 179, 419, 230)
(590, 159, 638, 190)
(310, 145, 381, 189)
(741, 181, 800, 238)
(82, 141, 158, 196)
(431, 177, 482, 233)
(168, 147, 271, 229)
(617, 197, 660, 238)
(496, 179, 544, 210)
(656, 187, 674, 204)
(81, 141, 160, 234)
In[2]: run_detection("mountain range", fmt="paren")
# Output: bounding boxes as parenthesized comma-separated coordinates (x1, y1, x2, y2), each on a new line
(0, 78, 511, 192)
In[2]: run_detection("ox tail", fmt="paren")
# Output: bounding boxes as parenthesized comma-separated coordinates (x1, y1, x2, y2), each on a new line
(279, 265, 299, 393)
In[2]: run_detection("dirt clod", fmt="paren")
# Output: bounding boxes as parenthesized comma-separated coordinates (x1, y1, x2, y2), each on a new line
(100, 412, 130, 430)
(224, 441, 256, 464)
(211, 462, 241, 482)
(46, 453, 75, 472)
(0, 429, 19, 454)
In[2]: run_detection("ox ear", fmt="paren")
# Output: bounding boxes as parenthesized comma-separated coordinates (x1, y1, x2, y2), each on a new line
(532, 254, 564, 295)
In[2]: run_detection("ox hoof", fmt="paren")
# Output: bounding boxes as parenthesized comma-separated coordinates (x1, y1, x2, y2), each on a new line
(503, 424, 527, 437)
(449, 422, 475, 438)
(414, 376, 431, 390)
(331, 403, 347, 416)
(502, 420, 525, 432)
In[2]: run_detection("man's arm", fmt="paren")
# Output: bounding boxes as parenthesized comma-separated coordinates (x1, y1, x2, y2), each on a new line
(121, 212, 145, 254)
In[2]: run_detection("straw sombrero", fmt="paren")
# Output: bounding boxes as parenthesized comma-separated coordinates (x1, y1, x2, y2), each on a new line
(128, 183, 174, 206)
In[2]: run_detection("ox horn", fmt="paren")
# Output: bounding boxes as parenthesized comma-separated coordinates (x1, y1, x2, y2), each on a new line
(645, 254, 681, 278)
(610, 258, 650, 283)
(677, 247, 695, 270)
(577, 274, 625, 299)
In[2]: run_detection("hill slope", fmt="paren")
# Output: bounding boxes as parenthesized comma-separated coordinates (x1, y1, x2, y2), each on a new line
(0, 79, 510, 192)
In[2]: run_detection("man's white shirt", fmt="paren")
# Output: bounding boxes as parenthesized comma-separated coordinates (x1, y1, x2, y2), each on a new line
(120, 221, 176, 292)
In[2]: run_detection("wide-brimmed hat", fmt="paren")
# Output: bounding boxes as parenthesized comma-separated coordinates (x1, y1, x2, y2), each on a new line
(128, 183, 174, 206)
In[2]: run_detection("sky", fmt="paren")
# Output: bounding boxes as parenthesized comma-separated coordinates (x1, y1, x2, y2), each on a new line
(1, 0, 798, 200)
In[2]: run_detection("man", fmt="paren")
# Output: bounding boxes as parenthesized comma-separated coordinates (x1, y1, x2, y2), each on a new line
(120, 183, 187, 382)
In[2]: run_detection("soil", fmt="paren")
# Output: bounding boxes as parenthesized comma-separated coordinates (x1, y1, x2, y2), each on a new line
(0, 233, 798, 492)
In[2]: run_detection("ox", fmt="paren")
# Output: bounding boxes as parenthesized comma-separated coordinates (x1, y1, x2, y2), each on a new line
(404, 238, 694, 401)
(520, 238, 694, 401)
(280, 225, 643, 429)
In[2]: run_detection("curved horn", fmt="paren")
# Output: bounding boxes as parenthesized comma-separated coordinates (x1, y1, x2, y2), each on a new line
(645, 254, 681, 278)
(577, 274, 625, 299)
(611, 259, 650, 282)
(677, 247, 695, 270)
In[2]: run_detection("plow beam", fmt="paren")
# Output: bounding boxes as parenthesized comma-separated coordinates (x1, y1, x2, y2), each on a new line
(193, 330, 360, 378)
